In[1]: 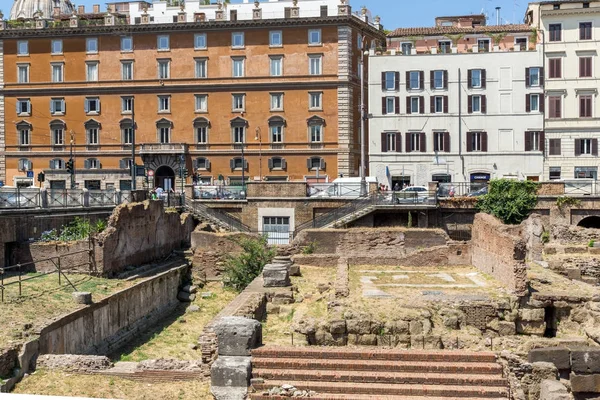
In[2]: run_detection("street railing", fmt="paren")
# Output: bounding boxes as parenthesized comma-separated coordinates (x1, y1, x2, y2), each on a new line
(307, 183, 365, 198)
(193, 185, 246, 200)
(563, 180, 600, 196)
(0, 187, 40, 209)
(0, 188, 134, 210)
(437, 182, 488, 198)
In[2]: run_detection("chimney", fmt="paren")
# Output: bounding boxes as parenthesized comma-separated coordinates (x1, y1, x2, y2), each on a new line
(93, 4, 100, 13)
(53, 6, 60, 17)
(78, 5, 85, 14)
(496, 6, 501, 25)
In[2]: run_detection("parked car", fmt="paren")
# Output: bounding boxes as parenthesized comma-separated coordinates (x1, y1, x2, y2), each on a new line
(467, 186, 488, 197)
(396, 186, 429, 203)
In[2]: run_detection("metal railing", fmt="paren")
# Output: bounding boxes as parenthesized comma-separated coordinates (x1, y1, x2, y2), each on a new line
(563, 180, 600, 196)
(48, 189, 85, 208)
(193, 185, 246, 200)
(307, 183, 365, 198)
(185, 200, 251, 232)
(258, 231, 293, 245)
(0, 249, 93, 302)
(88, 190, 118, 207)
(0, 187, 40, 209)
(437, 182, 488, 198)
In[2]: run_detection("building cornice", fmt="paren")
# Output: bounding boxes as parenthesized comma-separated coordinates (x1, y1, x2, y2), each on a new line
(541, 8, 600, 17)
(0, 15, 385, 40)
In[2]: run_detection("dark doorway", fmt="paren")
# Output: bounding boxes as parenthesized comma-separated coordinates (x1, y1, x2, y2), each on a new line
(155, 166, 175, 190)
(544, 306, 557, 338)
(578, 216, 600, 229)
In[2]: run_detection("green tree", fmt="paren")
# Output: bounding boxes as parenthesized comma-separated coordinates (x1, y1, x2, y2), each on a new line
(223, 235, 275, 292)
(476, 179, 539, 225)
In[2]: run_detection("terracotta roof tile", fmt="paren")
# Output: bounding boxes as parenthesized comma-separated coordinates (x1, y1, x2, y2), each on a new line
(388, 24, 533, 38)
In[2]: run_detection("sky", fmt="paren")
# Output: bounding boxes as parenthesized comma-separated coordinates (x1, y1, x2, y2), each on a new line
(1, 0, 528, 27)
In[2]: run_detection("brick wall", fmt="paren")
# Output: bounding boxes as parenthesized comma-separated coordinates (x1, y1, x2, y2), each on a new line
(471, 213, 528, 295)
(537, 182, 565, 196)
(13, 241, 92, 273)
(246, 182, 308, 198)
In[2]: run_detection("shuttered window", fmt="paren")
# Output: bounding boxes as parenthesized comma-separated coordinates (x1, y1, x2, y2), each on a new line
(580, 57, 592, 78)
(548, 59, 562, 78)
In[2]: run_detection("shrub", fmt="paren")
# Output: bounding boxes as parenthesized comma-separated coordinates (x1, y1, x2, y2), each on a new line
(302, 241, 317, 255)
(40, 217, 107, 242)
(541, 230, 550, 244)
(556, 196, 581, 210)
(223, 235, 276, 292)
(476, 179, 539, 225)
(589, 239, 595, 248)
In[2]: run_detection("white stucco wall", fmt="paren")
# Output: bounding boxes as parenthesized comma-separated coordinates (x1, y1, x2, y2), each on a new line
(368, 46, 545, 186)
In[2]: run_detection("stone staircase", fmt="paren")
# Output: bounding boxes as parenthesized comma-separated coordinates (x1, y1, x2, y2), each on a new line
(325, 205, 376, 229)
(250, 347, 509, 399)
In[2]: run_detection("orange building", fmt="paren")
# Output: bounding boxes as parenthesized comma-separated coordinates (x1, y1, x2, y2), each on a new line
(0, 0, 384, 190)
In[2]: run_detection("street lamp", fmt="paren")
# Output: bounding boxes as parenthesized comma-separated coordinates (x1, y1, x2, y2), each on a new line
(254, 127, 262, 181)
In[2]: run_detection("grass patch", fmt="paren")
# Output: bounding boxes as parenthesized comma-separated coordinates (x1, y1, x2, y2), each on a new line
(13, 369, 211, 400)
(113, 282, 236, 361)
(0, 273, 130, 349)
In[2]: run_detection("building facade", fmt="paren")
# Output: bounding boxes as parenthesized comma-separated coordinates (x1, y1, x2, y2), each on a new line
(370, 18, 545, 187)
(527, 1, 600, 181)
(0, 0, 384, 189)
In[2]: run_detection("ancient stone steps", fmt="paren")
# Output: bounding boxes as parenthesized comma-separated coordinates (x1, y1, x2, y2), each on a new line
(251, 380, 509, 398)
(252, 357, 503, 374)
(250, 347, 508, 399)
(253, 368, 507, 386)
(251, 394, 507, 400)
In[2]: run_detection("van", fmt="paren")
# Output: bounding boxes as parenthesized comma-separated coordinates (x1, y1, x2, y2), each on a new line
(310, 177, 378, 198)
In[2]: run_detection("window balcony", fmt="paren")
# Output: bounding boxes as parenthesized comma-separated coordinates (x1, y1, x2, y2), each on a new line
(139, 143, 188, 154)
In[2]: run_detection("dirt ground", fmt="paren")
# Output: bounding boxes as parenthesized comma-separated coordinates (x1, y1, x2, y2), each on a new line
(0, 273, 132, 349)
(12, 369, 211, 400)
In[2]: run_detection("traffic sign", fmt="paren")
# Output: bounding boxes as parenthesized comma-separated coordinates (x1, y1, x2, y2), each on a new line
(148, 170, 155, 177)
(26, 171, 34, 178)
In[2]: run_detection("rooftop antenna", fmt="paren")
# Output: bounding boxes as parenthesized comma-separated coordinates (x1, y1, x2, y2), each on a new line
(495, 6, 501, 25)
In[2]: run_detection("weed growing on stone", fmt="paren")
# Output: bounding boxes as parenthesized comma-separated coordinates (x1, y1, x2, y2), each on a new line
(223, 235, 275, 292)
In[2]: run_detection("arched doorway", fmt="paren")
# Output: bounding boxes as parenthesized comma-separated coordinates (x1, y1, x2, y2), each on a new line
(578, 216, 600, 229)
(155, 165, 175, 190)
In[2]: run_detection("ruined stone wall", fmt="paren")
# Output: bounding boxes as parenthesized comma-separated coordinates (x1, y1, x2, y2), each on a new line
(0, 347, 17, 378)
(471, 213, 528, 295)
(97, 201, 194, 277)
(13, 241, 92, 274)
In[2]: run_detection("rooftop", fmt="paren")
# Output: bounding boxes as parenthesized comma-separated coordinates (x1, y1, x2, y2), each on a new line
(388, 24, 533, 38)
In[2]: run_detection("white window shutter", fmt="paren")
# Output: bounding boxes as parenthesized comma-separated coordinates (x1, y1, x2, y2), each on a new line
(50, 100, 55, 114)
(306, 158, 311, 169)
(97, 99, 101, 113)
(49, 160, 55, 169)
(28, 101, 32, 114)
(18, 159, 24, 170)
(244, 159, 248, 170)
(205, 159, 211, 170)
(84, 99, 89, 113)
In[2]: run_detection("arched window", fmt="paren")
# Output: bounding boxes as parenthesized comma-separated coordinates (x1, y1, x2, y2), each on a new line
(268, 116, 285, 145)
(230, 117, 248, 144)
(156, 118, 173, 144)
(194, 157, 211, 171)
(120, 118, 134, 145)
(307, 115, 325, 143)
(49, 119, 66, 146)
(16, 121, 32, 146)
(84, 119, 101, 145)
(18, 158, 32, 171)
(193, 117, 210, 145)
(268, 156, 286, 170)
(84, 158, 101, 169)
(307, 156, 325, 171)
(49, 158, 65, 170)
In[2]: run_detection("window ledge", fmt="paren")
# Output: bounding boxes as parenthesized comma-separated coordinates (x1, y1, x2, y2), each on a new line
(270, 108, 284, 112)
(17, 113, 31, 117)
(157, 49, 171, 52)
(86, 112, 100, 116)
(158, 111, 171, 114)
(269, 45, 283, 49)
(308, 43, 323, 47)
(121, 50, 133, 54)
(194, 110, 208, 114)
(309, 107, 323, 111)
(194, 48, 208, 51)
(231, 46, 246, 50)
(51, 113, 65, 116)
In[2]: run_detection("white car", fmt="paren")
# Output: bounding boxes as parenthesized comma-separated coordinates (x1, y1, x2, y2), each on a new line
(396, 186, 429, 203)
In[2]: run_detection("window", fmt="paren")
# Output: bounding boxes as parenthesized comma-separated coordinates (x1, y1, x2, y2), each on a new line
(50, 98, 65, 115)
(194, 33, 207, 50)
(472, 95, 481, 112)
(433, 132, 449, 152)
(467, 132, 487, 152)
(51, 63, 64, 83)
(158, 126, 170, 143)
(50, 159, 65, 170)
(232, 57, 245, 77)
(525, 131, 543, 151)
(270, 56, 283, 76)
(119, 158, 134, 170)
(196, 124, 208, 144)
(580, 57, 592, 78)
(580, 22, 592, 40)
(196, 157, 210, 170)
(553, 4, 560, 10)
(17, 99, 31, 115)
(308, 29, 321, 45)
(17, 158, 32, 171)
(580, 95, 593, 118)
(382, 132, 397, 152)
(434, 96, 444, 113)
(85, 62, 98, 82)
(549, 58, 562, 78)
(584, 2, 590, 8)
(157, 35, 170, 50)
(121, 36, 133, 52)
(385, 97, 397, 114)
(232, 32, 244, 48)
(121, 61, 133, 81)
(158, 96, 170, 112)
(469, 95, 486, 114)
(409, 71, 420, 89)
(87, 127, 99, 145)
(408, 132, 423, 152)
(477, 39, 490, 52)
(85, 97, 100, 114)
(515, 38, 527, 51)
(121, 97, 133, 113)
(527, 93, 541, 112)
(85, 159, 100, 169)
(384, 71, 397, 91)
(51, 39, 63, 54)
(470, 69, 483, 88)
(410, 96, 420, 114)
(195, 58, 207, 78)
(309, 55, 322, 75)
(438, 40, 451, 54)
(158, 60, 170, 79)
(401, 42, 412, 55)
(528, 67, 541, 87)
(233, 126, 245, 143)
(548, 95, 562, 118)
(270, 125, 283, 143)
(122, 126, 133, 145)
(18, 124, 31, 146)
(52, 126, 64, 145)
(269, 157, 286, 170)
(308, 157, 325, 170)
(310, 124, 322, 142)
(17, 64, 29, 83)
(195, 94, 208, 112)
(549, 24, 562, 42)
(231, 157, 245, 170)
(86, 37, 98, 53)
(309, 92, 322, 110)
(270, 31, 282, 47)
(232, 94, 245, 111)
(549, 167, 561, 180)
(575, 166, 598, 178)
(270, 93, 283, 111)
(17, 40, 28, 55)
(549, 139, 561, 156)
(576, 138, 596, 155)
